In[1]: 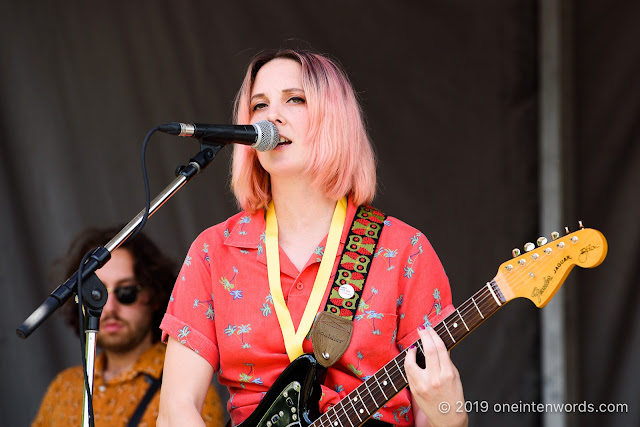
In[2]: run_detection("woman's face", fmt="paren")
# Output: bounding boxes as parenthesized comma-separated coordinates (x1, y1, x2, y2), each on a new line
(250, 58, 311, 179)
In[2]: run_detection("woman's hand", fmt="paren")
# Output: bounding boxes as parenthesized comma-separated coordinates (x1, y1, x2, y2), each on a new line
(404, 326, 468, 427)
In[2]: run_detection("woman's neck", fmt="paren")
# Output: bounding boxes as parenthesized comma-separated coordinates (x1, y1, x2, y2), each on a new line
(270, 177, 339, 271)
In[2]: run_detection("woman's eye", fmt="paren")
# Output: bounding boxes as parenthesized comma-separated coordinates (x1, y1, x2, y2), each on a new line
(252, 102, 267, 111)
(288, 96, 305, 104)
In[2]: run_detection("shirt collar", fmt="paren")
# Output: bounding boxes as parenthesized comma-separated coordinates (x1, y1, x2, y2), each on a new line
(95, 341, 165, 384)
(223, 198, 359, 267)
(223, 209, 266, 249)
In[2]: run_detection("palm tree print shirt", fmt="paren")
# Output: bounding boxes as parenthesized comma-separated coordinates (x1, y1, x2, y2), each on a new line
(161, 200, 453, 426)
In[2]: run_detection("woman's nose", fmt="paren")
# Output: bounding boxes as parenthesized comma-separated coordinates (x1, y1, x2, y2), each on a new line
(267, 105, 284, 124)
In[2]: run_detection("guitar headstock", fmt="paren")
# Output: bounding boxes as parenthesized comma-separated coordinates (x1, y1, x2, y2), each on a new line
(494, 225, 607, 307)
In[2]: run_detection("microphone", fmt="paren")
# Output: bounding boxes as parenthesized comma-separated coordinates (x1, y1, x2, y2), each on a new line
(158, 120, 279, 151)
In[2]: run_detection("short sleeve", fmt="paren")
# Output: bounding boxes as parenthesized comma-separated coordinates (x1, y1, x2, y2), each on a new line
(160, 232, 221, 371)
(395, 232, 454, 350)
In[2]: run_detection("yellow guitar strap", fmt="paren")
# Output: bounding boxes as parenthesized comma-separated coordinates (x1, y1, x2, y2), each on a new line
(265, 197, 347, 362)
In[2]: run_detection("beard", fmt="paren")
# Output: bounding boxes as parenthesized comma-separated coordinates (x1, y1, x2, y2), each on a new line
(97, 315, 153, 354)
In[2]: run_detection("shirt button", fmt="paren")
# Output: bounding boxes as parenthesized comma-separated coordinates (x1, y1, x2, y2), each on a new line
(98, 385, 106, 392)
(296, 282, 304, 290)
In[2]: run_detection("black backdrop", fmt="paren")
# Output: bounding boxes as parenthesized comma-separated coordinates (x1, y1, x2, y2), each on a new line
(1, 1, 638, 426)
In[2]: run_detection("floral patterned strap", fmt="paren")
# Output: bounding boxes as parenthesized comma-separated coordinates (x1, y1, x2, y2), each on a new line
(325, 205, 387, 320)
(311, 206, 386, 367)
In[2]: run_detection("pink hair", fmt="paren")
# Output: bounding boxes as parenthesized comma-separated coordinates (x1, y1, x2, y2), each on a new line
(231, 49, 377, 212)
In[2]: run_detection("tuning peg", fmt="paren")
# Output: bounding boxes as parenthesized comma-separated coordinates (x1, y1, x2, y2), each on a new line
(512, 248, 521, 258)
(537, 237, 548, 246)
(578, 220, 584, 229)
(565, 226, 570, 234)
(551, 231, 560, 240)
(524, 242, 535, 252)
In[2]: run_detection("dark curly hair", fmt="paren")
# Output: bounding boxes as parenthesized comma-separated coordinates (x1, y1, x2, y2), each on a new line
(56, 225, 177, 342)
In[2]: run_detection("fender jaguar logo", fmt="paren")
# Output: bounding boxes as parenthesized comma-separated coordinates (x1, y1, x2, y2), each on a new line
(579, 244, 599, 263)
(531, 276, 554, 303)
(553, 255, 572, 274)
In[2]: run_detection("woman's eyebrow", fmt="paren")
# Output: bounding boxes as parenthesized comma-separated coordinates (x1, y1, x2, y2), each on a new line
(250, 88, 304, 102)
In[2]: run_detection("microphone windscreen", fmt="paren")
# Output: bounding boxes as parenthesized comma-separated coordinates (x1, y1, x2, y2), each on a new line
(252, 121, 279, 151)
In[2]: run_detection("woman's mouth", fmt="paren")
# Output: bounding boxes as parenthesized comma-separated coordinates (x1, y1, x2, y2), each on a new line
(277, 136, 292, 146)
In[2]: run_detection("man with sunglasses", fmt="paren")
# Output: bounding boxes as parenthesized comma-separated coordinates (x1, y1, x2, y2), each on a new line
(32, 226, 224, 426)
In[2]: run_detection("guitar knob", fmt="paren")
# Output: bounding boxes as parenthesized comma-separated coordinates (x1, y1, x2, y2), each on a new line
(537, 237, 548, 246)
(565, 226, 570, 234)
(551, 231, 560, 240)
(512, 248, 521, 257)
(524, 242, 535, 252)
(578, 220, 585, 229)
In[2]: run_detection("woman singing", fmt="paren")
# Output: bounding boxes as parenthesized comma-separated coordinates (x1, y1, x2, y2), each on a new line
(158, 49, 467, 427)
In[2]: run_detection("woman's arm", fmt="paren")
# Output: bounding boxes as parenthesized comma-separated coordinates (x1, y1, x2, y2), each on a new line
(157, 337, 216, 427)
(404, 326, 468, 427)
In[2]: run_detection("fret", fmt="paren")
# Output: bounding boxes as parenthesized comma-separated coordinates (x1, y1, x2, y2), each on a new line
(457, 308, 469, 331)
(340, 402, 354, 427)
(486, 282, 502, 305)
(471, 296, 485, 319)
(374, 371, 389, 401)
(442, 321, 456, 343)
(382, 364, 398, 393)
(359, 386, 373, 419)
(310, 281, 512, 427)
(319, 411, 332, 427)
(393, 355, 408, 383)
(363, 380, 379, 409)
(355, 390, 369, 418)
(347, 390, 363, 423)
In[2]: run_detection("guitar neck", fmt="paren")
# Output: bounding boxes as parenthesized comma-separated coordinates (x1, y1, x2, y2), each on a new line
(311, 280, 507, 427)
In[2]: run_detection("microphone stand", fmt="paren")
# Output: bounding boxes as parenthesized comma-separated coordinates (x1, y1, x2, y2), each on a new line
(16, 142, 225, 427)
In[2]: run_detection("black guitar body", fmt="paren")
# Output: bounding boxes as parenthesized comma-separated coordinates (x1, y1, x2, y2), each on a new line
(235, 354, 326, 427)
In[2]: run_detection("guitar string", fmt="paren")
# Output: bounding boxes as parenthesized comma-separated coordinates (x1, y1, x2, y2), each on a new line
(315, 289, 504, 427)
(320, 283, 521, 425)
(313, 234, 582, 426)
(427, 241, 560, 338)
(359, 238, 576, 413)
(443, 233, 578, 331)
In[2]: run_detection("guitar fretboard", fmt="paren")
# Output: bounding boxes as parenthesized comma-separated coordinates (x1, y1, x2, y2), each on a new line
(311, 280, 506, 427)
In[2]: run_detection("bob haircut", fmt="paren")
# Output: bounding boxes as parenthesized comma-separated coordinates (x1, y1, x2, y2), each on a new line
(231, 49, 377, 212)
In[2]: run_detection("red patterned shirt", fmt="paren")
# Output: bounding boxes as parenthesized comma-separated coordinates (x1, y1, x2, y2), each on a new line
(161, 200, 454, 425)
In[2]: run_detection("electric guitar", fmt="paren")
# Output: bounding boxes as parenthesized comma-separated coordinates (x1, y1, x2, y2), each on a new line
(237, 225, 607, 427)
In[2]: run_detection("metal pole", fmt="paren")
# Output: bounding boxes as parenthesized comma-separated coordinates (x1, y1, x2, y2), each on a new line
(539, 1, 573, 426)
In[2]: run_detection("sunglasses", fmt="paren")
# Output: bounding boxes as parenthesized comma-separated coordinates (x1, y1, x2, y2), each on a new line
(110, 284, 143, 305)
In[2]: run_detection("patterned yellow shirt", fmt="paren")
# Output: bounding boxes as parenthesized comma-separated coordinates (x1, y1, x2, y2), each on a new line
(32, 341, 224, 426)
